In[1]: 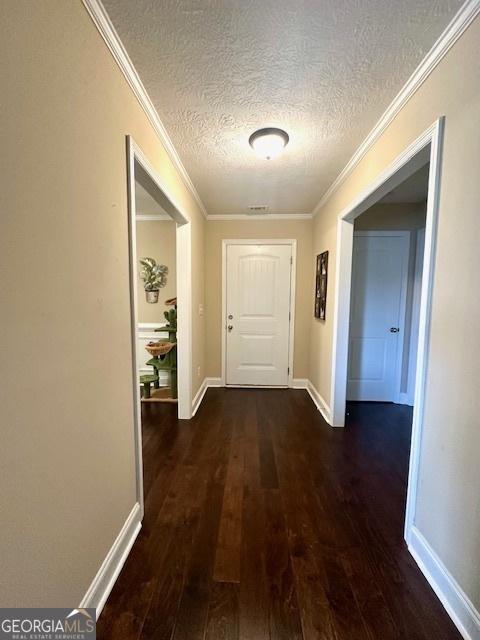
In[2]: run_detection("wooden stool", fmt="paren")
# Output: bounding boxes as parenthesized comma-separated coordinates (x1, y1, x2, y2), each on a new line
(140, 373, 159, 399)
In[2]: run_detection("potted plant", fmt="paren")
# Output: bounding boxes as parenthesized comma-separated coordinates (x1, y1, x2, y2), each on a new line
(139, 257, 168, 303)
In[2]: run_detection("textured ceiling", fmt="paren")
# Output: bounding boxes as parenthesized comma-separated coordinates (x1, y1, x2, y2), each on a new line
(102, 0, 461, 215)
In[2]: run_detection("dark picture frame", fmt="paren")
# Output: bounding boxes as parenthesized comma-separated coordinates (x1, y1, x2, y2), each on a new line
(314, 251, 328, 320)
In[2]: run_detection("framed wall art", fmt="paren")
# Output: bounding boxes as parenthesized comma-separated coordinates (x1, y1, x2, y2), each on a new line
(314, 250, 328, 320)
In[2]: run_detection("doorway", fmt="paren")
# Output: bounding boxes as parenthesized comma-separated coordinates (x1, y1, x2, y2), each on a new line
(330, 118, 444, 543)
(348, 161, 430, 406)
(135, 182, 177, 400)
(348, 231, 411, 402)
(126, 136, 192, 516)
(221, 239, 296, 387)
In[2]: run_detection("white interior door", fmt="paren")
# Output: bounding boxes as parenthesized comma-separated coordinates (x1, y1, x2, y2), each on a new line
(347, 232, 409, 401)
(225, 244, 292, 386)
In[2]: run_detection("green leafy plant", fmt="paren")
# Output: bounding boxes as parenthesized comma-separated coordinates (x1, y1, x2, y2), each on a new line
(139, 257, 168, 291)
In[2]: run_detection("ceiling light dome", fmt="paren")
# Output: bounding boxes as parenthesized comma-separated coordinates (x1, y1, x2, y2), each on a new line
(249, 127, 289, 160)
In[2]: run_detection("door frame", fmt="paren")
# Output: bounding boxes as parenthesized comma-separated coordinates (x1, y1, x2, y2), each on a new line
(350, 230, 411, 403)
(221, 239, 297, 388)
(329, 117, 444, 543)
(126, 136, 193, 518)
(405, 228, 426, 406)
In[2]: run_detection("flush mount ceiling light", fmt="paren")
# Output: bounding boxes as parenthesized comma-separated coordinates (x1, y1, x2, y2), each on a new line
(249, 127, 289, 160)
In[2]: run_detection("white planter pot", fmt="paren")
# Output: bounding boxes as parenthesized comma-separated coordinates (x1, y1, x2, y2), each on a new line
(146, 290, 159, 304)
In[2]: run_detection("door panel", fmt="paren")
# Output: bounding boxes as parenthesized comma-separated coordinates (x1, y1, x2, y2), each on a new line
(347, 233, 409, 401)
(349, 337, 387, 381)
(226, 244, 292, 386)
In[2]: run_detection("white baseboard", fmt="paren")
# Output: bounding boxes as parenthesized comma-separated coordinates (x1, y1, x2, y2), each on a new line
(291, 378, 308, 389)
(306, 380, 333, 425)
(203, 377, 307, 390)
(80, 502, 142, 619)
(408, 526, 480, 640)
(191, 377, 223, 416)
(192, 378, 208, 416)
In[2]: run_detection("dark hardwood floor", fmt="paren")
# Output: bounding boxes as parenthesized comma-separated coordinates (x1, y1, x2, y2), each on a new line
(97, 389, 460, 639)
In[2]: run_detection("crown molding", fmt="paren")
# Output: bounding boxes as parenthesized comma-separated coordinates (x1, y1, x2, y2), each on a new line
(206, 213, 312, 221)
(312, 0, 480, 217)
(83, 0, 479, 222)
(82, 0, 208, 219)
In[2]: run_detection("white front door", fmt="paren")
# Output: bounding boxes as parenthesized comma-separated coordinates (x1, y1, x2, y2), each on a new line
(225, 244, 292, 386)
(347, 232, 409, 401)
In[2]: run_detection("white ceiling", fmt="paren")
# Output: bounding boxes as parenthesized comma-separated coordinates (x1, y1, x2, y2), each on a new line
(103, 0, 461, 216)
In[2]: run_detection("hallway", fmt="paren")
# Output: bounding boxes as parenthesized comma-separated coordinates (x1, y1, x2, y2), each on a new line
(97, 389, 460, 639)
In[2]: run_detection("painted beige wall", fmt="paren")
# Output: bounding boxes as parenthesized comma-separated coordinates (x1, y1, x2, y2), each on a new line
(136, 220, 176, 323)
(310, 17, 480, 609)
(0, 0, 205, 607)
(355, 202, 427, 230)
(205, 219, 313, 379)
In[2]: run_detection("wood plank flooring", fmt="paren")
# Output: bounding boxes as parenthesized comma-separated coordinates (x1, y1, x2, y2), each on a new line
(97, 388, 461, 640)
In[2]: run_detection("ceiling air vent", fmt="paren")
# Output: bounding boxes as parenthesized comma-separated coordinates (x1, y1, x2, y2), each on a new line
(247, 205, 269, 215)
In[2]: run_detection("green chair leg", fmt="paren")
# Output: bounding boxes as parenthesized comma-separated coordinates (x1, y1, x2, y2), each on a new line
(143, 381, 151, 399)
(170, 369, 178, 399)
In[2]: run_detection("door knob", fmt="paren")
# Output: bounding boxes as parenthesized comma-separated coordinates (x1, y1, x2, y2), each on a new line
(227, 325, 233, 332)
(390, 327, 400, 333)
